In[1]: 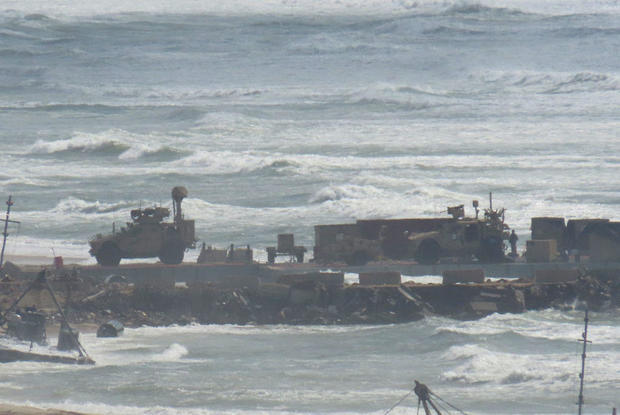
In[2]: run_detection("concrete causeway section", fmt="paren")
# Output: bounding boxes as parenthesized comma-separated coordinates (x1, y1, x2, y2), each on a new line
(6, 259, 618, 326)
(16, 260, 620, 284)
(320, 260, 620, 279)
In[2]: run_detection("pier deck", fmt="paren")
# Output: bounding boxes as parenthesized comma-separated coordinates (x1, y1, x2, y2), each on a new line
(15, 259, 620, 285)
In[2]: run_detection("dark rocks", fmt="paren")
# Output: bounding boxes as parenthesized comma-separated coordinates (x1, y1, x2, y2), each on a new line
(524, 282, 576, 310)
(574, 270, 617, 310)
(3, 268, 618, 329)
(65, 280, 433, 326)
(63, 277, 617, 326)
(522, 269, 619, 311)
(409, 283, 528, 319)
(96, 320, 124, 337)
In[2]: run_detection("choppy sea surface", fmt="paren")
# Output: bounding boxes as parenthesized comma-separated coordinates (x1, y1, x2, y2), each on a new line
(1, 310, 619, 415)
(1, 0, 619, 413)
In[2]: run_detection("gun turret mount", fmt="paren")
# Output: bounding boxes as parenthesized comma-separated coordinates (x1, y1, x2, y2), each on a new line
(171, 186, 188, 224)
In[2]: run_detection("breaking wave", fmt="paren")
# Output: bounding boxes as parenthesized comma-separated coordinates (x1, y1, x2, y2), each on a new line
(52, 197, 131, 215)
(309, 184, 387, 204)
(27, 130, 185, 161)
(473, 70, 620, 94)
(152, 343, 189, 362)
(118, 144, 185, 161)
(436, 310, 620, 344)
(172, 150, 286, 175)
(29, 133, 129, 155)
(439, 344, 565, 387)
(442, 3, 529, 17)
(422, 25, 487, 36)
(349, 97, 439, 112)
(96, 85, 265, 103)
(544, 72, 620, 94)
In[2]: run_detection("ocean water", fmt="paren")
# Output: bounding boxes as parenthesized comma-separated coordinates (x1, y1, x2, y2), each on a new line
(1, 0, 620, 262)
(1, 310, 618, 414)
(1, 0, 619, 413)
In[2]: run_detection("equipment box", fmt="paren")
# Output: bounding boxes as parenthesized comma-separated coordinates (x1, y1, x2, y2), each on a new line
(526, 239, 558, 263)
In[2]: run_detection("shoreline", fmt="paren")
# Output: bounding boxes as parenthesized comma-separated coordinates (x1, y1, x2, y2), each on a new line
(0, 403, 92, 415)
(3, 255, 90, 267)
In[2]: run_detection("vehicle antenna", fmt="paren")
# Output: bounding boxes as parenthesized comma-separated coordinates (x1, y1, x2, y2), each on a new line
(577, 309, 591, 415)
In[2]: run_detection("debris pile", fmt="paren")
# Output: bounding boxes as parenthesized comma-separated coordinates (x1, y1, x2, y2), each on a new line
(1, 268, 618, 329)
(574, 270, 620, 310)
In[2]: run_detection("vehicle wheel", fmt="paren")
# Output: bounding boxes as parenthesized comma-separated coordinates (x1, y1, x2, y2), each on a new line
(415, 239, 440, 265)
(345, 250, 369, 266)
(159, 237, 185, 265)
(96, 242, 122, 266)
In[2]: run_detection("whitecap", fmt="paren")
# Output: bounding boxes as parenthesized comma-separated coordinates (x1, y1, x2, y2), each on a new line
(152, 343, 189, 362)
(28, 132, 127, 155)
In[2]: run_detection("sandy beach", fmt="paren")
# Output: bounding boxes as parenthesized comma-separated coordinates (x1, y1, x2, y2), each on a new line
(0, 403, 91, 415)
(3, 255, 88, 267)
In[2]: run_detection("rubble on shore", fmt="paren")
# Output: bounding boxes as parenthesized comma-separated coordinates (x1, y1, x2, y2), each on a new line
(2, 268, 617, 329)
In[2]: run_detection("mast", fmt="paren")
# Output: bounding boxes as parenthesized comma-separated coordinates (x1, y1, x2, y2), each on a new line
(577, 309, 591, 415)
(0, 195, 19, 268)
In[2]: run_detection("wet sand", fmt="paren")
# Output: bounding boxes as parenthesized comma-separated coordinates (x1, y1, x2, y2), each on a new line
(0, 403, 91, 415)
(3, 255, 88, 267)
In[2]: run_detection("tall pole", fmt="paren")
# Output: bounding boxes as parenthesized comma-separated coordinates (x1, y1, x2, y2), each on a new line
(578, 309, 590, 415)
(0, 195, 13, 268)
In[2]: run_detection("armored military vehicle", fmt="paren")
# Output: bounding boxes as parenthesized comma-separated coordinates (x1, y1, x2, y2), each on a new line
(405, 201, 509, 264)
(313, 195, 510, 265)
(89, 186, 195, 266)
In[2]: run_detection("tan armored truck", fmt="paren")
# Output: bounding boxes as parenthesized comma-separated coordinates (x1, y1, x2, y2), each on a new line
(405, 202, 509, 264)
(89, 186, 195, 266)
(313, 197, 510, 265)
(312, 223, 382, 266)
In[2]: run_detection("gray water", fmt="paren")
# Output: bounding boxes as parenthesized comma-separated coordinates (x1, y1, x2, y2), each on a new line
(1, 0, 619, 261)
(0, 0, 619, 413)
(1, 310, 619, 414)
